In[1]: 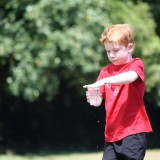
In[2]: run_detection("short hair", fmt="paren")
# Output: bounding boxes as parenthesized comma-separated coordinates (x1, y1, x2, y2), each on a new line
(100, 24, 134, 47)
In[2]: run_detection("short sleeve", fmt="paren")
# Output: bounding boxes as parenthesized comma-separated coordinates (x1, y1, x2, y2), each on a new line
(129, 58, 145, 82)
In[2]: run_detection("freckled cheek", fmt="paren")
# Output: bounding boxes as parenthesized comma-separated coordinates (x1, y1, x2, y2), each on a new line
(106, 54, 111, 60)
(106, 53, 110, 58)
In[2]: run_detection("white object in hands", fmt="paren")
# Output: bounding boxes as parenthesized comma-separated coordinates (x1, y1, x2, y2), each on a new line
(87, 87, 102, 107)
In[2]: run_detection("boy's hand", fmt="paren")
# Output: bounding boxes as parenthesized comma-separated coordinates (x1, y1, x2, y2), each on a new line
(83, 79, 106, 88)
(85, 88, 102, 107)
(86, 90, 90, 103)
(83, 83, 101, 88)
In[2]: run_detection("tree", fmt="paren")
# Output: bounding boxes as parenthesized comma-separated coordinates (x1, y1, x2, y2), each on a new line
(0, 0, 159, 103)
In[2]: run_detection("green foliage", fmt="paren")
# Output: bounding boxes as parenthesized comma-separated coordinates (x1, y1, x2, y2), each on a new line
(0, 0, 160, 102)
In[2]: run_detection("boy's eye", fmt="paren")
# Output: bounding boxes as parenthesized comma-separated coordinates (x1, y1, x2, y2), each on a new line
(107, 50, 110, 53)
(107, 50, 118, 53)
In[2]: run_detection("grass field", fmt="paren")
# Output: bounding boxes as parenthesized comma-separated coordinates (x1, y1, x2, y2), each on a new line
(0, 149, 159, 160)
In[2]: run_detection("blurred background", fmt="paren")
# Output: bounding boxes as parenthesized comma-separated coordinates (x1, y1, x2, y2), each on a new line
(0, 0, 160, 155)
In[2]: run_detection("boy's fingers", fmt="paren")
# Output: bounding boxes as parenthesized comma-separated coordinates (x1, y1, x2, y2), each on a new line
(83, 85, 93, 88)
(83, 85, 87, 88)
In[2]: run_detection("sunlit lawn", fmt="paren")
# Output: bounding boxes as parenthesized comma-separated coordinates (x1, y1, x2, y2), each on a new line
(0, 149, 159, 160)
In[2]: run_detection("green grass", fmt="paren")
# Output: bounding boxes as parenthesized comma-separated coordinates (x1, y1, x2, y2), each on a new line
(0, 149, 159, 160)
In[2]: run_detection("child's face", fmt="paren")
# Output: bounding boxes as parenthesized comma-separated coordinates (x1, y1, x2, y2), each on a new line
(104, 43, 133, 65)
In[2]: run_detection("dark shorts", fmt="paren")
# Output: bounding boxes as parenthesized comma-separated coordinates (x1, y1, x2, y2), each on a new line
(102, 133, 147, 160)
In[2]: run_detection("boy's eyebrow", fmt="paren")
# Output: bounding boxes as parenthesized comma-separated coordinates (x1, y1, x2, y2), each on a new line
(105, 45, 121, 50)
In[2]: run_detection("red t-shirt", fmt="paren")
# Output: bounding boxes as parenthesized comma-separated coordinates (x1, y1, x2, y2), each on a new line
(97, 58, 152, 142)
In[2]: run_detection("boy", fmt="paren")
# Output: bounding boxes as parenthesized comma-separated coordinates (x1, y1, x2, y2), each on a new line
(83, 24, 152, 160)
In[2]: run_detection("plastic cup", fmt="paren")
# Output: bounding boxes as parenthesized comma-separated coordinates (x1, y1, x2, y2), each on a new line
(87, 87, 101, 106)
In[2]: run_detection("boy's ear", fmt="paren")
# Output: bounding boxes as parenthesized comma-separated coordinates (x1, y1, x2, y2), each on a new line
(127, 43, 134, 53)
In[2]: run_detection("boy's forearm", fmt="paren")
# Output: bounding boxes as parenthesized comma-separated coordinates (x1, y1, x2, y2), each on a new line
(102, 71, 139, 85)
(83, 71, 139, 88)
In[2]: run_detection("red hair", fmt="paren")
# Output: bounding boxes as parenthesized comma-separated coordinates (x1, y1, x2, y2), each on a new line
(100, 24, 134, 47)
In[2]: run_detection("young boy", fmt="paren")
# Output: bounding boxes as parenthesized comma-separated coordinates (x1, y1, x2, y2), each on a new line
(83, 24, 152, 160)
